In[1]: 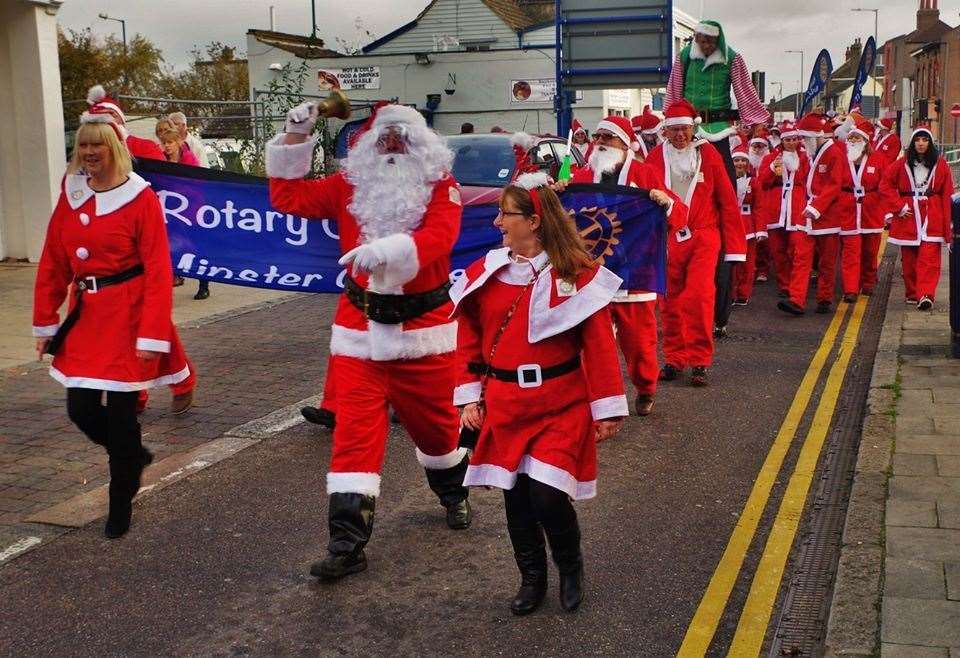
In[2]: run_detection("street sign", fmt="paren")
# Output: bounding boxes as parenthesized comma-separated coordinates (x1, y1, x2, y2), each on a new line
(951, 103, 960, 118)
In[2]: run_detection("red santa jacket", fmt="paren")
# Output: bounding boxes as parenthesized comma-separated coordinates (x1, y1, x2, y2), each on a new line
(873, 132, 902, 168)
(644, 141, 748, 261)
(449, 248, 627, 420)
(126, 135, 165, 161)
(266, 135, 462, 362)
(880, 156, 955, 246)
(735, 175, 767, 240)
(837, 149, 887, 235)
(802, 141, 844, 234)
(570, 156, 687, 301)
(33, 173, 190, 390)
(757, 150, 810, 232)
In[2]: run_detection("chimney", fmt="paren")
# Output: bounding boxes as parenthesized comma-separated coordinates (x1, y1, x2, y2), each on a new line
(917, 0, 940, 32)
(845, 38, 863, 63)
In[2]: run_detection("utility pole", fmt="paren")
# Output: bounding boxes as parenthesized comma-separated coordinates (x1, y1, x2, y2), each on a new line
(786, 50, 804, 117)
(98, 13, 127, 89)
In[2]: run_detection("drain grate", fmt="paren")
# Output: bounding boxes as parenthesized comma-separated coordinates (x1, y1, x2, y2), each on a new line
(767, 249, 896, 657)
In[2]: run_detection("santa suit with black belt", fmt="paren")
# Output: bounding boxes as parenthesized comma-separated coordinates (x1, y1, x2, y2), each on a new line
(643, 101, 747, 370)
(880, 128, 956, 302)
(570, 116, 686, 403)
(266, 105, 470, 548)
(836, 121, 887, 296)
(731, 148, 768, 302)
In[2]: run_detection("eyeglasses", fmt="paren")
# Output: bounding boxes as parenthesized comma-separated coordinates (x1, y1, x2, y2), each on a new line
(497, 209, 526, 217)
(593, 131, 620, 144)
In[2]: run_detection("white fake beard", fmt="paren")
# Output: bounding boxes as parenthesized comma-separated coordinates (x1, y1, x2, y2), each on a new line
(782, 150, 800, 173)
(769, 136, 781, 149)
(846, 142, 866, 163)
(748, 152, 764, 170)
(803, 137, 820, 155)
(588, 145, 626, 175)
(665, 142, 699, 180)
(347, 153, 433, 240)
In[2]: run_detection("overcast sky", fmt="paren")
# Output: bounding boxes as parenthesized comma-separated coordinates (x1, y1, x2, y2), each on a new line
(58, 0, 960, 103)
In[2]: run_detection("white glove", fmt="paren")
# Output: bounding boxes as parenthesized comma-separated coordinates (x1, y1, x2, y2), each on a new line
(338, 243, 386, 276)
(285, 101, 319, 135)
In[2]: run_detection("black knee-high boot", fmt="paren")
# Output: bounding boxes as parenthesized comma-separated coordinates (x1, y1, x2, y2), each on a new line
(102, 391, 151, 539)
(544, 519, 584, 612)
(310, 493, 375, 581)
(424, 455, 472, 529)
(503, 476, 547, 615)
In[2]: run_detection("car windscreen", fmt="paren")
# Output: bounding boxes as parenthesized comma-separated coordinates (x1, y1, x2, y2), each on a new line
(448, 137, 516, 187)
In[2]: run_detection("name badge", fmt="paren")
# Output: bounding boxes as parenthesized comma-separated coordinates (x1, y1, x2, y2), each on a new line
(696, 172, 705, 182)
(556, 279, 577, 297)
(675, 226, 692, 243)
(867, 166, 876, 174)
(818, 164, 827, 173)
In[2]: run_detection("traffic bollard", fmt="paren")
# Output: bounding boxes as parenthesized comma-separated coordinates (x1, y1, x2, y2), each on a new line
(952, 193, 960, 358)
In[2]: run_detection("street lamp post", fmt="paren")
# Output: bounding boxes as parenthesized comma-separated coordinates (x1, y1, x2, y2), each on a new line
(786, 50, 804, 117)
(851, 8, 880, 117)
(98, 13, 127, 88)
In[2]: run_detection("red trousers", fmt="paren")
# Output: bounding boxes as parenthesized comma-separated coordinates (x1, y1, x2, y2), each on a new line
(840, 233, 884, 295)
(611, 301, 658, 396)
(788, 232, 839, 307)
(318, 354, 338, 412)
(733, 240, 758, 301)
(767, 229, 791, 293)
(755, 239, 771, 277)
(901, 242, 942, 301)
(329, 354, 461, 492)
(137, 357, 196, 407)
(662, 226, 721, 368)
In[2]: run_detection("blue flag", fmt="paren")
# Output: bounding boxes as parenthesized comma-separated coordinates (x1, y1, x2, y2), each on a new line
(799, 49, 833, 116)
(849, 37, 876, 113)
(135, 160, 666, 295)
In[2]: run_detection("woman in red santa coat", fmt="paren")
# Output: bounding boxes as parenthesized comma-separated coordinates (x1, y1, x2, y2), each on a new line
(880, 126, 955, 310)
(451, 173, 626, 615)
(730, 146, 768, 305)
(836, 118, 887, 301)
(33, 115, 191, 539)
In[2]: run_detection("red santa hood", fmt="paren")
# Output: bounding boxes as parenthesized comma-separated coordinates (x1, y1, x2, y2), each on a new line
(449, 248, 622, 343)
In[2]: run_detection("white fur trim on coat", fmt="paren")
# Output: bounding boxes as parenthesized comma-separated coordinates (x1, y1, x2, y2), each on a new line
(463, 455, 596, 500)
(327, 472, 381, 497)
(33, 324, 59, 337)
(527, 266, 622, 343)
(370, 233, 419, 289)
(371, 104, 426, 130)
(136, 338, 171, 353)
(329, 322, 457, 361)
(49, 364, 190, 392)
(510, 132, 538, 151)
(453, 381, 482, 406)
(265, 134, 316, 179)
(590, 395, 628, 420)
(803, 205, 821, 220)
(416, 447, 468, 470)
(724, 253, 747, 262)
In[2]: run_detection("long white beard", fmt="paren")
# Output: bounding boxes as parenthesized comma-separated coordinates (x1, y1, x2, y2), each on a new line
(803, 137, 819, 155)
(769, 136, 781, 149)
(846, 142, 866, 163)
(748, 151, 766, 170)
(782, 150, 800, 173)
(588, 145, 626, 176)
(665, 142, 699, 180)
(347, 153, 434, 240)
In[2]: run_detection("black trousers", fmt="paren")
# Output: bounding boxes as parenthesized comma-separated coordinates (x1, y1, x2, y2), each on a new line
(712, 137, 738, 329)
(66, 388, 142, 459)
(503, 474, 577, 533)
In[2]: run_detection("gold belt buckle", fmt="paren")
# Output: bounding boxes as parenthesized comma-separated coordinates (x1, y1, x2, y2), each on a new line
(362, 288, 369, 318)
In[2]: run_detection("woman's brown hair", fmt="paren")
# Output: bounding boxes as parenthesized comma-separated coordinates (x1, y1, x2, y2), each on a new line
(502, 184, 593, 282)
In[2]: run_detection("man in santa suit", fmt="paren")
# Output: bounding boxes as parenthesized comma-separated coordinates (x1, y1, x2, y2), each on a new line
(837, 117, 887, 301)
(757, 121, 805, 297)
(560, 116, 683, 415)
(643, 100, 747, 386)
(873, 116, 903, 167)
(571, 119, 590, 159)
(748, 131, 773, 283)
(775, 112, 843, 315)
(630, 106, 663, 160)
(266, 103, 472, 581)
(730, 146, 767, 305)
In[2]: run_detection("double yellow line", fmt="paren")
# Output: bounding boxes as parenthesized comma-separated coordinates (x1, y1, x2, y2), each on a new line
(678, 243, 881, 656)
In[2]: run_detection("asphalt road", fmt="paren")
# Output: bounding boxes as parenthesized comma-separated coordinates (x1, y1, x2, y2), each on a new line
(0, 279, 857, 657)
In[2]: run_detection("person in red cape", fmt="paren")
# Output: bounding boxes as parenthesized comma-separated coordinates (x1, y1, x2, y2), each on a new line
(643, 99, 747, 386)
(880, 126, 955, 310)
(33, 114, 191, 539)
(559, 115, 684, 415)
(873, 116, 903, 167)
(836, 117, 887, 301)
(452, 172, 625, 615)
(775, 112, 844, 316)
(267, 102, 472, 581)
(730, 145, 767, 305)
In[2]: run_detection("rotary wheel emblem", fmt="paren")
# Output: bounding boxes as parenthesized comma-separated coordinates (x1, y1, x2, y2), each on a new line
(574, 206, 623, 265)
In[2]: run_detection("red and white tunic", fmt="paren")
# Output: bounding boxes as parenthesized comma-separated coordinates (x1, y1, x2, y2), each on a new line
(802, 141, 844, 235)
(736, 175, 767, 240)
(881, 157, 956, 246)
(873, 131, 902, 168)
(451, 249, 627, 500)
(837, 151, 886, 236)
(267, 135, 461, 361)
(33, 174, 190, 390)
(757, 150, 810, 232)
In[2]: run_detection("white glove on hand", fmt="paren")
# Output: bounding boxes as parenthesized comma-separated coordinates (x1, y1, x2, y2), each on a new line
(338, 243, 386, 276)
(285, 101, 319, 135)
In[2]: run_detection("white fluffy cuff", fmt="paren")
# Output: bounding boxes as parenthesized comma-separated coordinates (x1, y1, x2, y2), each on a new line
(327, 472, 381, 497)
(370, 233, 419, 289)
(33, 324, 59, 337)
(265, 133, 317, 179)
(416, 447, 468, 470)
(453, 381, 482, 406)
(804, 205, 821, 220)
(724, 253, 747, 262)
(590, 395, 629, 420)
(136, 337, 171, 353)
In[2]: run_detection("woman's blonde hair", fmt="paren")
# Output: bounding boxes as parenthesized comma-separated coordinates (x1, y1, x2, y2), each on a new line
(502, 184, 593, 283)
(67, 121, 132, 177)
(155, 118, 182, 143)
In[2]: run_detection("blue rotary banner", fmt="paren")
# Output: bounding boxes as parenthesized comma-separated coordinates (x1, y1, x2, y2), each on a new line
(135, 159, 666, 295)
(799, 49, 833, 116)
(849, 37, 876, 113)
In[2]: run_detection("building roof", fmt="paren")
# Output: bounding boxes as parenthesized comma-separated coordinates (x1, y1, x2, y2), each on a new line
(768, 93, 801, 113)
(247, 29, 344, 59)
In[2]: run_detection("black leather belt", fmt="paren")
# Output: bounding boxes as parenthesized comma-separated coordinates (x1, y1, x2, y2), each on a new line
(697, 109, 740, 123)
(344, 276, 451, 325)
(468, 355, 581, 388)
(44, 264, 145, 355)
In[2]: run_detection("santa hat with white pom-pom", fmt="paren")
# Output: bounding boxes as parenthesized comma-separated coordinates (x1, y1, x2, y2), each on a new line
(595, 115, 641, 153)
(80, 84, 128, 138)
